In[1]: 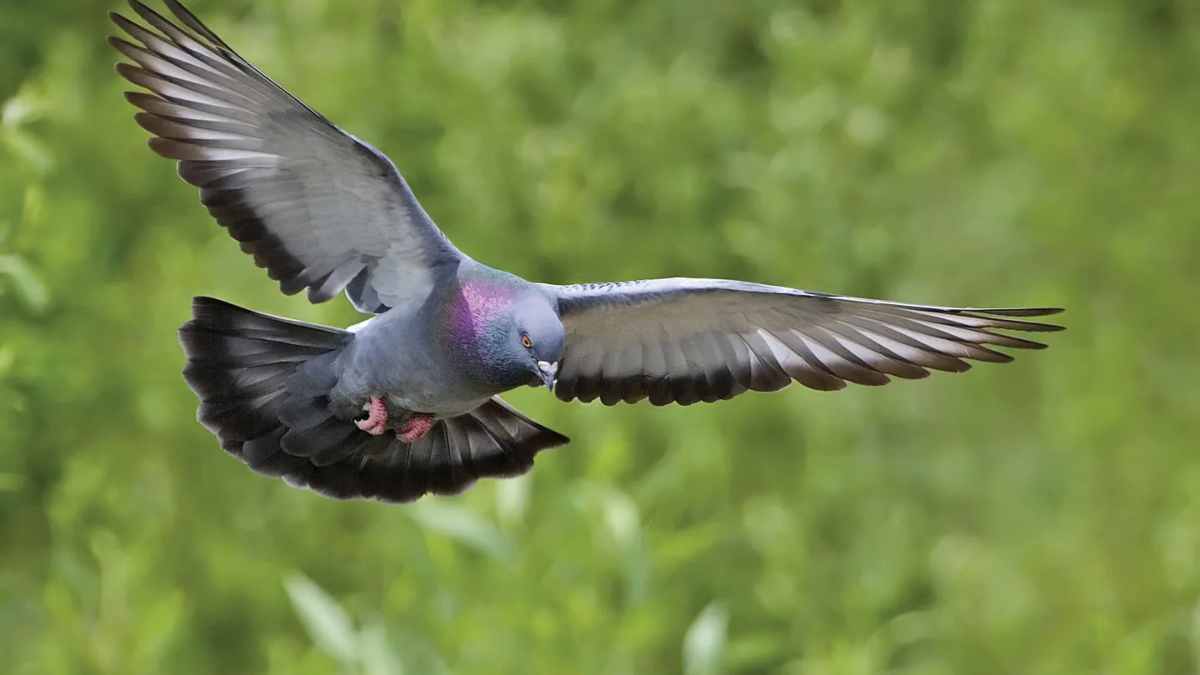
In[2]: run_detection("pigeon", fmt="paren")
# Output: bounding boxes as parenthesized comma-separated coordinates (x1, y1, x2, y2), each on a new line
(110, 0, 1063, 503)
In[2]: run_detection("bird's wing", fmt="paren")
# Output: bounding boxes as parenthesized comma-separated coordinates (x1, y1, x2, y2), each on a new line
(545, 278, 1064, 405)
(110, 0, 462, 313)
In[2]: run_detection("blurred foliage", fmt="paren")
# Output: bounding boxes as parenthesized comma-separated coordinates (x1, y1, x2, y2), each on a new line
(2, 0, 1199, 673)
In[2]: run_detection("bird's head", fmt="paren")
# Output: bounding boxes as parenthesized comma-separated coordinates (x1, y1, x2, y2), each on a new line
(510, 295, 564, 390)
(443, 279, 564, 391)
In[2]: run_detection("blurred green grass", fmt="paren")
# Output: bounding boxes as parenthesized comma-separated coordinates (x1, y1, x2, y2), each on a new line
(2, 1, 1198, 674)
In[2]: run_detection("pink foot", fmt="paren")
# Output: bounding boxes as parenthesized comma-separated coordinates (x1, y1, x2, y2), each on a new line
(397, 414, 435, 444)
(355, 396, 389, 436)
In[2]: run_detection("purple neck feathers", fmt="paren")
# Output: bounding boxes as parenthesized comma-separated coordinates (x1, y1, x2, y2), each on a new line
(441, 279, 521, 385)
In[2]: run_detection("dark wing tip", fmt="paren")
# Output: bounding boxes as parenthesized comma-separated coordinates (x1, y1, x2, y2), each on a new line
(122, 90, 149, 104)
(113, 61, 142, 82)
(958, 308, 1066, 333)
(971, 307, 1065, 317)
(147, 136, 183, 159)
(163, 0, 241, 56)
(1013, 322, 1065, 333)
(537, 427, 571, 449)
(131, 111, 154, 129)
(127, 0, 169, 28)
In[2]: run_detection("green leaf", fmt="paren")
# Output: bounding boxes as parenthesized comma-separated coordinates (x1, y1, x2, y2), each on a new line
(1, 86, 46, 129)
(360, 620, 406, 675)
(283, 573, 357, 665)
(408, 502, 514, 560)
(494, 474, 530, 526)
(1, 129, 53, 174)
(683, 602, 729, 675)
(0, 254, 50, 313)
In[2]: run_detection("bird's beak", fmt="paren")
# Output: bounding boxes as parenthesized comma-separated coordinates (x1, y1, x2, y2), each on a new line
(537, 360, 558, 391)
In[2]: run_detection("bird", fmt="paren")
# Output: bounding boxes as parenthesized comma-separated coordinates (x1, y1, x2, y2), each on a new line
(110, 0, 1063, 503)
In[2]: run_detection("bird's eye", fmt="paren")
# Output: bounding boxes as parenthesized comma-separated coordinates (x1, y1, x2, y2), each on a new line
(521, 334, 534, 349)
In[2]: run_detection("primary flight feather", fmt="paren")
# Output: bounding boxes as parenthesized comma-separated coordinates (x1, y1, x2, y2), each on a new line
(110, 0, 1063, 502)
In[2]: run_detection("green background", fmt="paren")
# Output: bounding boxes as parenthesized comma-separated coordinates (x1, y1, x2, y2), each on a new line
(2, 1, 1197, 673)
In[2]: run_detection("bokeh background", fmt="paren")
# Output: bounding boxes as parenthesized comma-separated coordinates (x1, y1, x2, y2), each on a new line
(2, 1, 1198, 673)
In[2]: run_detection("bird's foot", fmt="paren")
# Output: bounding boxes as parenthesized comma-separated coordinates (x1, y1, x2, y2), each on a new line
(355, 396, 389, 436)
(396, 414, 435, 444)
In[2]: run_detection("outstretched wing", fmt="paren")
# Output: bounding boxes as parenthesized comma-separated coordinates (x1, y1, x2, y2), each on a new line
(110, 0, 462, 313)
(547, 278, 1064, 405)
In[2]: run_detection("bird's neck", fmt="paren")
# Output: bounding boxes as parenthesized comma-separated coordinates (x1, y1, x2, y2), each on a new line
(439, 277, 527, 390)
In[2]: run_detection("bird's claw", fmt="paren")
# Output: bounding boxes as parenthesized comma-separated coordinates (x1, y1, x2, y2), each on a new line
(355, 396, 435, 443)
(355, 396, 389, 436)
(397, 414, 435, 444)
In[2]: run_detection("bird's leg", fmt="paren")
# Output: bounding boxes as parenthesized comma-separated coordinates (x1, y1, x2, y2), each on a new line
(396, 414, 436, 444)
(354, 396, 389, 436)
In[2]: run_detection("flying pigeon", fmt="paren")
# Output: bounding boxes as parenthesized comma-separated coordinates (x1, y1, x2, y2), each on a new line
(110, 0, 1063, 503)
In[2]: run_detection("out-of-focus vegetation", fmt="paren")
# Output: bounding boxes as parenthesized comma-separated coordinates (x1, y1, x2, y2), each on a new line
(2, 1, 1198, 673)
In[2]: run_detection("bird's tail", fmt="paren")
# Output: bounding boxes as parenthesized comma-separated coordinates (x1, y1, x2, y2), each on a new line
(180, 296, 353, 477)
(179, 296, 568, 502)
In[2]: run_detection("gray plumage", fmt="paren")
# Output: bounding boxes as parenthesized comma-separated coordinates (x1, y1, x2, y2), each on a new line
(549, 279, 1060, 405)
(112, 1, 1063, 503)
(179, 297, 564, 501)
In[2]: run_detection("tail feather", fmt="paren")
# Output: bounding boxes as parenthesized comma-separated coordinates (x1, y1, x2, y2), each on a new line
(180, 296, 568, 503)
(180, 297, 347, 454)
(396, 398, 568, 498)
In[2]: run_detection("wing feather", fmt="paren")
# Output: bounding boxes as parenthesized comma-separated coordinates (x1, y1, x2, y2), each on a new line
(547, 279, 1063, 405)
(111, 1, 462, 312)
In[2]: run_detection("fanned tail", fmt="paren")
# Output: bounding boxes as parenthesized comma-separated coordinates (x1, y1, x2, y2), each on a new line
(360, 398, 569, 502)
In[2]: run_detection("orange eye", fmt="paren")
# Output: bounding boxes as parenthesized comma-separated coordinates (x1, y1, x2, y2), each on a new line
(521, 334, 534, 349)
